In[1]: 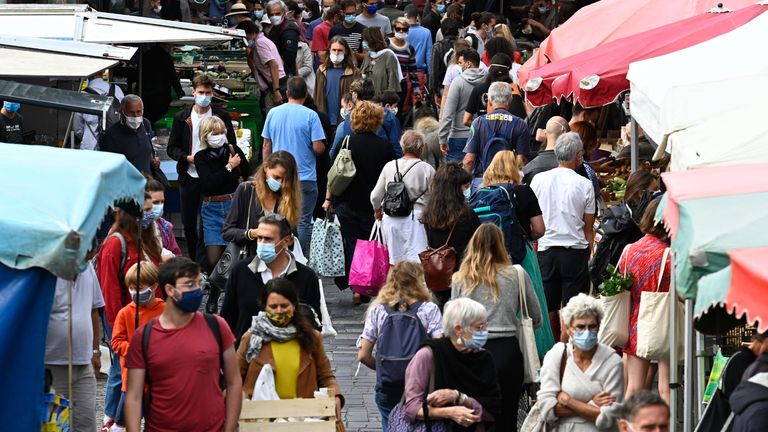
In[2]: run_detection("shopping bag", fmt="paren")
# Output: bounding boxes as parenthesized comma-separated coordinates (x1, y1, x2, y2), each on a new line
(318, 279, 338, 337)
(515, 265, 541, 384)
(308, 214, 345, 277)
(636, 248, 683, 360)
(292, 235, 308, 265)
(252, 364, 280, 401)
(349, 221, 390, 297)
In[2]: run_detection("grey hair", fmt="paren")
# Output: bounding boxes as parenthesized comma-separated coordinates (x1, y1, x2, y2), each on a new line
(561, 293, 604, 328)
(400, 130, 426, 155)
(488, 81, 512, 106)
(120, 94, 143, 111)
(621, 390, 669, 422)
(554, 132, 584, 163)
(442, 297, 487, 336)
(266, 0, 287, 13)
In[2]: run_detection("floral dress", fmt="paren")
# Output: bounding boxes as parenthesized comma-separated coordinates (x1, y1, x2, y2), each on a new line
(617, 234, 671, 357)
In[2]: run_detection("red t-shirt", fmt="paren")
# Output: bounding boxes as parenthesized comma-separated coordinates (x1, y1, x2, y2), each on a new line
(310, 20, 332, 53)
(126, 313, 236, 432)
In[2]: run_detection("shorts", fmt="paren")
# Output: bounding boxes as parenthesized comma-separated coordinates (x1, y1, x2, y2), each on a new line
(200, 198, 233, 246)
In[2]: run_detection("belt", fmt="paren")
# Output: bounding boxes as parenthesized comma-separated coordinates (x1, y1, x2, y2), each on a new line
(203, 194, 233, 203)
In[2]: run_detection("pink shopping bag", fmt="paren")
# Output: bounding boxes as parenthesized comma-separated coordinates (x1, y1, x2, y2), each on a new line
(349, 221, 389, 297)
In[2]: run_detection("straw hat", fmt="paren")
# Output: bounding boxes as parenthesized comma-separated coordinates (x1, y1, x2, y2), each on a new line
(226, 2, 249, 17)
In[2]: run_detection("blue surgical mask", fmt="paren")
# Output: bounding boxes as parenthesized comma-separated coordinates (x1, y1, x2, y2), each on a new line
(257, 241, 279, 263)
(538, 6, 550, 14)
(436, 4, 446, 14)
(247, 39, 256, 48)
(572, 329, 599, 351)
(195, 94, 212, 108)
(131, 287, 154, 305)
(253, 10, 265, 19)
(3, 102, 20, 113)
(362, 41, 370, 51)
(266, 176, 282, 192)
(466, 329, 488, 350)
(151, 203, 164, 220)
(366, 4, 377, 14)
(463, 187, 471, 201)
(173, 287, 203, 313)
(344, 14, 356, 25)
(141, 211, 155, 230)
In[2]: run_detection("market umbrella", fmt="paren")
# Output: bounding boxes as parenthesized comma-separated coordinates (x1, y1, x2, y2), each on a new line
(523, 4, 766, 108)
(518, 0, 758, 87)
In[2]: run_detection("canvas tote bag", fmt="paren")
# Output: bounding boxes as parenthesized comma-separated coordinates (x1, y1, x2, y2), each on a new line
(636, 248, 684, 360)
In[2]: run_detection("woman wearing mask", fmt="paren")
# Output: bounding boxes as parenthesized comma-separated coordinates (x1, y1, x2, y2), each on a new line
(194, 116, 252, 270)
(315, 37, 361, 129)
(238, 278, 344, 426)
(536, 294, 624, 431)
(420, 163, 481, 308)
(360, 27, 402, 96)
(388, 17, 421, 124)
(146, 179, 182, 259)
(223, 150, 301, 257)
(357, 262, 444, 431)
(323, 101, 396, 304)
(399, 298, 502, 430)
(371, 130, 436, 265)
(451, 224, 542, 430)
(302, 0, 319, 26)
(482, 150, 554, 358)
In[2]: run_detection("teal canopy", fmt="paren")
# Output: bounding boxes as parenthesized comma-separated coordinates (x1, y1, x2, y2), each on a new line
(0, 143, 146, 280)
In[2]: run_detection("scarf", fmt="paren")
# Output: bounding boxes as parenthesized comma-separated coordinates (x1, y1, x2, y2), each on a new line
(369, 49, 404, 82)
(423, 338, 502, 430)
(245, 312, 298, 363)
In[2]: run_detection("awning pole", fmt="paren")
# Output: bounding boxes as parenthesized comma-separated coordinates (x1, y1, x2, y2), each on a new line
(684, 299, 695, 432)
(669, 253, 679, 432)
(630, 116, 639, 172)
(696, 330, 706, 419)
(65, 79, 84, 149)
(138, 44, 144, 97)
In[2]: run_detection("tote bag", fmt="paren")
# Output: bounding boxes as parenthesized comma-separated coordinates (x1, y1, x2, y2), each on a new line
(349, 221, 390, 297)
(516, 265, 541, 384)
(636, 248, 683, 360)
(520, 343, 568, 432)
(327, 135, 356, 196)
(308, 214, 345, 277)
(598, 245, 631, 348)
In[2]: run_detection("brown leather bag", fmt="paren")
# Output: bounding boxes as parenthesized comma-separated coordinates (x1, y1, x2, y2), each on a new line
(418, 223, 457, 293)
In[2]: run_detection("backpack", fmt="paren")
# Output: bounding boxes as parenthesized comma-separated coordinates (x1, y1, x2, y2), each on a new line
(476, 116, 512, 176)
(84, 84, 122, 141)
(469, 183, 528, 263)
(382, 159, 426, 217)
(94, 232, 130, 306)
(375, 300, 428, 394)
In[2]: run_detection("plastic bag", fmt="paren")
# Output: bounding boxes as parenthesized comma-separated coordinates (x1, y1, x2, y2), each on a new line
(349, 221, 389, 297)
(318, 279, 337, 337)
(252, 364, 280, 401)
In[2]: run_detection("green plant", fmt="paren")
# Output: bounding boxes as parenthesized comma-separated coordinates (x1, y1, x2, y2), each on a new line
(599, 264, 634, 296)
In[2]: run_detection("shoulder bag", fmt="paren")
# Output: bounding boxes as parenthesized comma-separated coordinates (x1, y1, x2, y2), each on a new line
(516, 264, 541, 384)
(520, 343, 568, 432)
(635, 248, 683, 360)
(418, 223, 457, 293)
(209, 184, 255, 292)
(597, 245, 632, 348)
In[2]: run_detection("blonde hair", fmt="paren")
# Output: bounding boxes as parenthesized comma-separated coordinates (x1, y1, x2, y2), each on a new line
(393, 17, 410, 29)
(482, 150, 521, 186)
(351, 100, 384, 133)
(124, 260, 160, 289)
(452, 224, 511, 303)
(367, 262, 431, 315)
(198, 116, 227, 150)
(252, 151, 301, 229)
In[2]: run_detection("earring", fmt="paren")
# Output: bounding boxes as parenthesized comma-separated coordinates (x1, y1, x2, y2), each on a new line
(456, 336, 464, 345)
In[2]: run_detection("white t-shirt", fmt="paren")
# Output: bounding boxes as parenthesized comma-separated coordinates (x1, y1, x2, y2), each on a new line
(188, 107, 213, 178)
(45, 264, 105, 365)
(530, 167, 595, 251)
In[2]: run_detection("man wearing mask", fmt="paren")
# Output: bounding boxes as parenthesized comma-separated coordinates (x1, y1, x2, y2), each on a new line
(167, 75, 236, 262)
(439, 49, 486, 162)
(266, 0, 302, 77)
(220, 215, 321, 343)
(0, 100, 24, 144)
(421, 0, 446, 42)
(237, 21, 287, 114)
(330, 0, 368, 62)
(124, 257, 242, 432)
(74, 72, 125, 151)
(356, 0, 393, 36)
(99, 94, 158, 175)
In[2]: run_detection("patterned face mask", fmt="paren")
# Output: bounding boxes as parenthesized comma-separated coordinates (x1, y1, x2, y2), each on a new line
(266, 310, 294, 327)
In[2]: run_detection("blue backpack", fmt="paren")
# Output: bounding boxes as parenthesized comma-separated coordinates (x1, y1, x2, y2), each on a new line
(469, 183, 528, 263)
(477, 116, 511, 176)
(375, 300, 428, 395)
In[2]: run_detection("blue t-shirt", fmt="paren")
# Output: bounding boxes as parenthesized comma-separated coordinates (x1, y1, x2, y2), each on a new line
(464, 109, 530, 176)
(324, 67, 345, 127)
(407, 24, 433, 72)
(262, 103, 326, 181)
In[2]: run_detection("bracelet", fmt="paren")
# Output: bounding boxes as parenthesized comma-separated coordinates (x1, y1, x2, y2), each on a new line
(245, 229, 253, 241)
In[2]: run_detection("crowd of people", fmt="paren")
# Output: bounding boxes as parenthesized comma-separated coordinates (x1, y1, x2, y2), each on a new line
(35, 1, 768, 432)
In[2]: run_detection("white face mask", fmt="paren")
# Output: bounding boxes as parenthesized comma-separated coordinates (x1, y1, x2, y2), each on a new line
(394, 32, 408, 41)
(153, 4, 162, 13)
(302, 10, 311, 19)
(125, 115, 143, 130)
(207, 133, 227, 148)
(330, 52, 345, 64)
(270, 15, 284, 26)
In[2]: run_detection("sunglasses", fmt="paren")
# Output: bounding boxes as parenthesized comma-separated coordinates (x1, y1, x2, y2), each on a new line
(394, 27, 408, 32)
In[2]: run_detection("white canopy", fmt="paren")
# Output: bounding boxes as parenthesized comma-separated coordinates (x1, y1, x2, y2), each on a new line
(627, 8, 768, 163)
(0, 4, 244, 44)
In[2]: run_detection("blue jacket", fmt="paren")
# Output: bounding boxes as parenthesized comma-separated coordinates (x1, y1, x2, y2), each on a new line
(331, 109, 402, 159)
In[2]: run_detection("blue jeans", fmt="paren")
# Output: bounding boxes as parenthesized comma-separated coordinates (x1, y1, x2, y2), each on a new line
(375, 388, 402, 432)
(447, 137, 467, 163)
(298, 180, 318, 254)
(101, 313, 122, 419)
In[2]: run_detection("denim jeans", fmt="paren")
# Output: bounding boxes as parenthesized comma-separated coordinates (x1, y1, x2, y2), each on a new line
(101, 313, 122, 419)
(298, 180, 319, 254)
(375, 388, 402, 432)
(447, 137, 468, 163)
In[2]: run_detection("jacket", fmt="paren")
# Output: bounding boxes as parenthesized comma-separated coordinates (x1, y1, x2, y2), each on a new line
(238, 330, 343, 405)
(429, 36, 456, 95)
(166, 105, 237, 180)
(439, 67, 486, 144)
(268, 20, 301, 77)
(296, 41, 316, 96)
(730, 373, 768, 432)
(360, 51, 401, 96)
(314, 64, 360, 125)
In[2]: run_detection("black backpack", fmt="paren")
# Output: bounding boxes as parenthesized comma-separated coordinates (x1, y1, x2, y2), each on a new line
(382, 159, 426, 217)
(84, 84, 122, 140)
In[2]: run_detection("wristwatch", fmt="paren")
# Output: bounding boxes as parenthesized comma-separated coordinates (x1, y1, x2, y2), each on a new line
(226, 164, 233, 172)
(92, 349, 101, 357)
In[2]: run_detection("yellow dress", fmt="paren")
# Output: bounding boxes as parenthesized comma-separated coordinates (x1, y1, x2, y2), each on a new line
(271, 339, 301, 399)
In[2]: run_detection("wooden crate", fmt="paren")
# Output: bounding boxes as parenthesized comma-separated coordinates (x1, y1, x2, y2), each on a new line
(239, 394, 337, 432)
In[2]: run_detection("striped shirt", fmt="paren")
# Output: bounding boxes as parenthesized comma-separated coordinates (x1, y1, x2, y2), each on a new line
(389, 42, 419, 90)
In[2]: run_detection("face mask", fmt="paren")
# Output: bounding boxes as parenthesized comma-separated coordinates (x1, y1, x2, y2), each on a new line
(253, 10, 265, 19)
(387, 106, 398, 116)
(322, 6, 331, 15)
(302, 10, 311, 19)
(538, 6, 550, 14)
(366, 4, 377, 14)
(297, 2, 304, 9)
(572, 329, 599, 351)
(151, 203, 164, 220)
(266, 310, 294, 327)
(3, 102, 20, 113)
(131, 287, 154, 305)
(395, 32, 408, 40)
(257, 241, 279, 263)
(195, 94, 212, 108)
(173, 287, 203, 313)
(247, 39, 256, 48)
(270, 14, 284, 26)
(339, 107, 349, 118)
(465, 329, 488, 350)
(362, 41, 370, 51)
(436, 4, 446, 14)
(330, 52, 345, 64)
(141, 211, 155, 229)
(125, 115, 143, 130)
(207, 133, 227, 148)
(463, 187, 471, 200)
(153, 5, 162, 13)
(266, 176, 282, 192)
(344, 14, 356, 25)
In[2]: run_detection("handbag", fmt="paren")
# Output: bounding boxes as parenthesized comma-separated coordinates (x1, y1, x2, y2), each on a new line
(327, 135, 356, 196)
(209, 184, 255, 291)
(635, 248, 683, 360)
(516, 264, 541, 384)
(308, 213, 345, 277)
(418, 223, 457, 293)
(349, 221, 390, 297)
(598, 245, 632, 348)
(520, 343, 568, 432)
(317, 279, 338, 338)
(388, 357, 449, 432)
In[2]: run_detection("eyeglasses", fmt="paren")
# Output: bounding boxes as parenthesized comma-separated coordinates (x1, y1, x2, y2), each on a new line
(572, 324, 599, 332)
(394, 27, 408, 32)
(175, 279, 202, 290)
